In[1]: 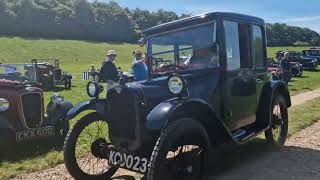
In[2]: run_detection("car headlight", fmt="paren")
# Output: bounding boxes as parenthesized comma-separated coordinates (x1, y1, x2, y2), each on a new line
(0, 98, 10, 112)
(51, 93, 64, 104)
(86, 81, 103, 98)
(168, 76, 184, 95)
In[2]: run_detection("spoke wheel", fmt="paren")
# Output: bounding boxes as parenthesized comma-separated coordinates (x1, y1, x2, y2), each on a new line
(148, 118, 209, 180)
(64, 112, 118, 180)
(265, 93, 288, 145)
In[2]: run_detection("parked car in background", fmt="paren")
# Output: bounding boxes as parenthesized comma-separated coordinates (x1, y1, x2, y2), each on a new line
(276, 51, 317, 70)
(267, 58, 302, 78)
(302, 48, 320, 62)
(0, 66, 73, 148)
(0, 64, 39, 85)
(63, 12, 291, 180)
(32, 59, 72, 90)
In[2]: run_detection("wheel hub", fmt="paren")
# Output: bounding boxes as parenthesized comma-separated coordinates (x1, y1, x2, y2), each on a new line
(91, 138, 109, 159)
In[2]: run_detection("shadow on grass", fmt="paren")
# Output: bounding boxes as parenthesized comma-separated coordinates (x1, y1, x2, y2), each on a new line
(0, 139, 62, 162)
(297, 75, 310, 78)
(302, 87, 313, 91)
(42, 85, 77, 93)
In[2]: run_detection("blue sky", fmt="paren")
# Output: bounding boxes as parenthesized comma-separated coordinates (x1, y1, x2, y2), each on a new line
(89, 0, 320, 32)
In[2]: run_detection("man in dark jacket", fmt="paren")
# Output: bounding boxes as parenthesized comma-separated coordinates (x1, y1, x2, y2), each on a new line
(100, 50, 119, 83)
(281, 52, 291, 84)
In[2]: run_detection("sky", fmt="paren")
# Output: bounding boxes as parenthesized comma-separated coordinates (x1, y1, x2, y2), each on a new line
(89, 0, 320, 33)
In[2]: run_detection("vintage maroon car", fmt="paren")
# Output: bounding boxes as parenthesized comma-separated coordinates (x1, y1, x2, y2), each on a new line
(0, 65, 73, 146)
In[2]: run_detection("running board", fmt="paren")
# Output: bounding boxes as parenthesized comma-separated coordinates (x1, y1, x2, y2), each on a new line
(231, 125, 269, 144)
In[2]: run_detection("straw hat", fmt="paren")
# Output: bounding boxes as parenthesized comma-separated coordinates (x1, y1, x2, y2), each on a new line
(107, 50, 117, 56)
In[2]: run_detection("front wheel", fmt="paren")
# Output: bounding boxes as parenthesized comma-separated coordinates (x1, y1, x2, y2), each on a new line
(265, 93, 288, 145)
(64, 79, 71, 89)
(147, 118, 209, 180)
(63, 112, 118, 180)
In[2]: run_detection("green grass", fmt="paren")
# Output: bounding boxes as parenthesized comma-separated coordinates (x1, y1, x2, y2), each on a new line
(1, 37, 320, 179)
(288, 97, 320, 135)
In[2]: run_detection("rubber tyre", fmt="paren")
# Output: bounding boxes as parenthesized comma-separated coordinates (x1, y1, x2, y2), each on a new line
(64, 79, 71, 89)
(63, 112, 118, 180)
(147, 118, 210, 180)
(265, 93, 288, 145)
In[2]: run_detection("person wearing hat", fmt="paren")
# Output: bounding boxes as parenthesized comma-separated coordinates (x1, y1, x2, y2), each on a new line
(99, 50, 119, 85)
(132, 50, 148, 81)
(280, 52, 291, 84)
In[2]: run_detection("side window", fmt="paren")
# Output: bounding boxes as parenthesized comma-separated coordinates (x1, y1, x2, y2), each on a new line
(224, 21, 240, 71)
(252, 25, 265, 67)
(238, 23, 252, 68)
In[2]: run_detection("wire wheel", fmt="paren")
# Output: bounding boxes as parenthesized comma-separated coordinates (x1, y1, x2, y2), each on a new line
(265, 93, 288, 145)
(148, 119, 209, 180)
(64, 112, 118, 180)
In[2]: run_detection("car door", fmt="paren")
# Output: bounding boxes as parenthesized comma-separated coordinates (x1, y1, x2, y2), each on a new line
(252, 25, 268, 103)
(223, 20, 257, 130)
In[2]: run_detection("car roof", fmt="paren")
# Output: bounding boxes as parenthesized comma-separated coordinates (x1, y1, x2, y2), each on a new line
(143, 12, 265, 36)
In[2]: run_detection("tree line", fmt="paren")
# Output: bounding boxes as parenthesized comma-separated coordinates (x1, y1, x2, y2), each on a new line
(0, 0, 319, 46)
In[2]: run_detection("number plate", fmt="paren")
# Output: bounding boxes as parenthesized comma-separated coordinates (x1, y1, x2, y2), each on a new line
(108, 150, 148, 174)
(16, 126, 55, 142)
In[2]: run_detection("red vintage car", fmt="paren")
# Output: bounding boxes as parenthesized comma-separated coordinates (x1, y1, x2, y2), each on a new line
(0, 64, 73, 147)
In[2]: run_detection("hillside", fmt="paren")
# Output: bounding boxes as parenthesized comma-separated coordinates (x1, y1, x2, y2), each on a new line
(0, 37, 140, 74)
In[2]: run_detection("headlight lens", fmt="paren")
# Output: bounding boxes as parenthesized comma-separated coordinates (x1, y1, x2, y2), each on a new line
(51, 93, 64, 104)
(0, 98, 10, 112)
(86, 81, 102, 98)
(168, 76, 183, 95)
(88, 83, 97, 97)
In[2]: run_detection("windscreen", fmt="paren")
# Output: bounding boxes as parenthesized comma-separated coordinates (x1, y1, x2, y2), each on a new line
(0, 64, 36, 82)
(307, 50, 320, 56)
(147, 22, 218, 75)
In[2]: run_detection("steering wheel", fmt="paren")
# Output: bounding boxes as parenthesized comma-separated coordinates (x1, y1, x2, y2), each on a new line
(157, 64, 186, 72)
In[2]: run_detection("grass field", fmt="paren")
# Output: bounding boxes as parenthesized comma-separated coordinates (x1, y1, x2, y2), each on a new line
(1, 37, 320, 179)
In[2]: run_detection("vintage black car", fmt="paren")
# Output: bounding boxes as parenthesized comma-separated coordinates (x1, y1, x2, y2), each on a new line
(276, 51, 317, 70)
(32, 59, 72, 90)
(302, 48, 320, 62)
(63, 12, 291, 180)
(0, 64, 73, 149)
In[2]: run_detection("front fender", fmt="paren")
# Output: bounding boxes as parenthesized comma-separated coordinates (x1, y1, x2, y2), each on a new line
(48, 100, 74, 125)
(146, 99, 178, 130)
(146, 98, 233, 146)
(66, 99, 106, 120)
(270, 80, 291, 107)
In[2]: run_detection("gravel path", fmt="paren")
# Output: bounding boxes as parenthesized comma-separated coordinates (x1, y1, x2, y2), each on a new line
(290, 88, 320, 106)
(14, 88, 320, 180)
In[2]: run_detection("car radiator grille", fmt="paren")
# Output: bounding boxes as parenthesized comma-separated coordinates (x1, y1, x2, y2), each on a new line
(22, 93, 42, 128)
(107, 88, 141, 142)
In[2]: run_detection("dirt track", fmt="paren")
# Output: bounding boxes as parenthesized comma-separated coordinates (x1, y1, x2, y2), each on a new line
(14, 89, 320, 180)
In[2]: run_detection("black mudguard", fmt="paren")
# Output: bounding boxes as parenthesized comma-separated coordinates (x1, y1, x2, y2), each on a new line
(66, 99, 106, 121)
(270, 80, 291, 107)
(146, 98, 233, 146)
(48, 100, 74, 125)
(256, 80, 291, 129)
